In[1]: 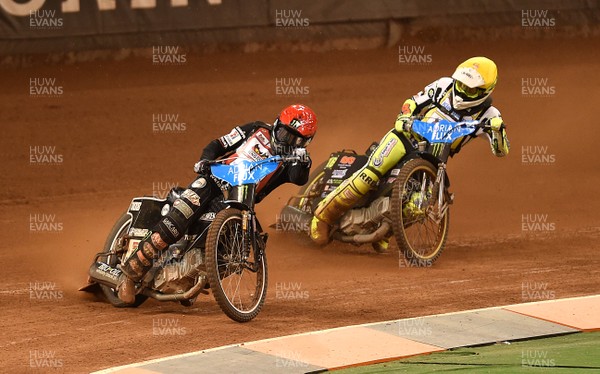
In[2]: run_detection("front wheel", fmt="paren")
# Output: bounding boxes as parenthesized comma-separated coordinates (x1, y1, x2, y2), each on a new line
(391, 159, 450, 266)
(205, 208, 268, 322)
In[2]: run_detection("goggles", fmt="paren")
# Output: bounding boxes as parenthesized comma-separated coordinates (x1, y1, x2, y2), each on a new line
(455, 80, 486, 99)
(274, 120, 312, 148)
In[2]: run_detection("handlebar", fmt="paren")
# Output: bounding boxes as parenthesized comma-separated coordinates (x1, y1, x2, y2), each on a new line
(399, 117, 505, 145)
(201, 154, 305, 175)
(279, 155, 304, 163)
(405, 116, 503, 131)
(209, 154, 302, 165)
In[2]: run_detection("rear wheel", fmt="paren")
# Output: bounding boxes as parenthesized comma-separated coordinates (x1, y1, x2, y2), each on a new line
(99, 213, 148, 307)
(391, 159, 449, 266)
(205, 208, 267, 322)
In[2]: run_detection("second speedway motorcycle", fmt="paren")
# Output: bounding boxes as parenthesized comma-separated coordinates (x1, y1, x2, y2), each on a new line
(82, 155, 298, 322)
(279, 118, 489, 266)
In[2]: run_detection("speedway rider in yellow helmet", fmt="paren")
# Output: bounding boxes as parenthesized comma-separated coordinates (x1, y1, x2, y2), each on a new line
(310, 56, 510, 246)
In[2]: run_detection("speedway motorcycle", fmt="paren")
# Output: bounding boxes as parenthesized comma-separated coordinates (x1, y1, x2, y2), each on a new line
(279, 118, 489, 266)
(82, 155, 299, 322)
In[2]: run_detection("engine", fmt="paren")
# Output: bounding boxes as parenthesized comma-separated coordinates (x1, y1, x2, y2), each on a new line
(339, 196, 391, 236)
(153, 248, 204, 294)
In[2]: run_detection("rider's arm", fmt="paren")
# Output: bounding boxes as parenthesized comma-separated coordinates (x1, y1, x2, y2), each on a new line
(200, 122, 258, 160)
(254, 156, 311, 203)
(394, 78, 446, 133)
(481, 108, 510, 157)
(286, 156, 312, 186)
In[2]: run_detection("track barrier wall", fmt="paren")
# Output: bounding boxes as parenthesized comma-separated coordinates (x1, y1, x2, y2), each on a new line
(0, 0, 598, 59)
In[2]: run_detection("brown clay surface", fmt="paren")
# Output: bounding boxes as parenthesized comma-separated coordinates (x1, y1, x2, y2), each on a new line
(1, 37, 599, 373)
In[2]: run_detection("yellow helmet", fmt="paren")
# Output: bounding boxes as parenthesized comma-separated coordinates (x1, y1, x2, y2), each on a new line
(451, 57, 498, 110)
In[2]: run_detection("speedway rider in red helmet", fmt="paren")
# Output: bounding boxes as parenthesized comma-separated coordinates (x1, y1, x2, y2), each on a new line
(118, 104, 317, 304)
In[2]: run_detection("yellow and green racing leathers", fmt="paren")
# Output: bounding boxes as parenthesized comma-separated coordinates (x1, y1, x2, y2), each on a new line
(310, 77, 509, 245)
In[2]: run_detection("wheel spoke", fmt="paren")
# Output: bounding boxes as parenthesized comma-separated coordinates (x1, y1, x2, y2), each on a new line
(211, 213, 265, 315)
(396, 162, 448, 263)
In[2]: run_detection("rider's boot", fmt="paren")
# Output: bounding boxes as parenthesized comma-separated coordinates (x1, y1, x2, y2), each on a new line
(310, 168, 378, 245)
(117, 186, 208, 303)
(117, 232, 168, 304)
(373, 238, 390, 252)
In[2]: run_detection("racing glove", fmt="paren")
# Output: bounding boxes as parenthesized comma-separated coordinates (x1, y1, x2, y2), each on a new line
(193, 159, 211, 174)
(394, 114, 412, 132)
(394, 99, 417, 133)
(487, 117, 510, 157)
(489, 117, 505, 133)
(293, 148, 312, 168)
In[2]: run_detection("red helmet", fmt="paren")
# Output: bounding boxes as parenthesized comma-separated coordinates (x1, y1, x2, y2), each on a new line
(273, 104, 317, 150)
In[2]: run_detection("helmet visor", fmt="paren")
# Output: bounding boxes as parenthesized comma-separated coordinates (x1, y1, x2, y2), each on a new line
(455, 80, 486, 99)
(274, 121, 311, 147)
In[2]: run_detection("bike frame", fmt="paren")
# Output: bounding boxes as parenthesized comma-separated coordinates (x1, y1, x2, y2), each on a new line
(410, 119, 482, 224)
(211, 156, 286, 273)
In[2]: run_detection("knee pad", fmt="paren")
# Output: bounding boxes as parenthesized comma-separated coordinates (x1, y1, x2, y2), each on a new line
(156, 215, 186, 245)
(155, 186, 209, 244)
(369, 130, 407, 171)
(122, 232, 165, 281)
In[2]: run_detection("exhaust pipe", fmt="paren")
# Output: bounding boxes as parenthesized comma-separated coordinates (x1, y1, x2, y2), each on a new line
(90, 262, 209, 301)
(88, 262, 121, 289)
(333, 221, 391, 244)
(141, 275, 208, 301)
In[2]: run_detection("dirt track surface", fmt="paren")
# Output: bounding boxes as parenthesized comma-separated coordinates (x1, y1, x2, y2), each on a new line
(1, 37, 600, 373)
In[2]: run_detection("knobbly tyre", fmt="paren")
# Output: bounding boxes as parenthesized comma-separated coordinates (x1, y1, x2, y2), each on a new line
(279, 118, 491, 266)
(82, 155, 300, 322)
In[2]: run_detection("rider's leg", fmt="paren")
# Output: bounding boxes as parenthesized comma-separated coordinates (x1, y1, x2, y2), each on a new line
(118, 176, 215, 304)
(310, 129, 411, 245)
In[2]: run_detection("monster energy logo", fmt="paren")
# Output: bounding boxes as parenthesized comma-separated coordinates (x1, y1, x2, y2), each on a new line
(430, 143, 445, 157)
